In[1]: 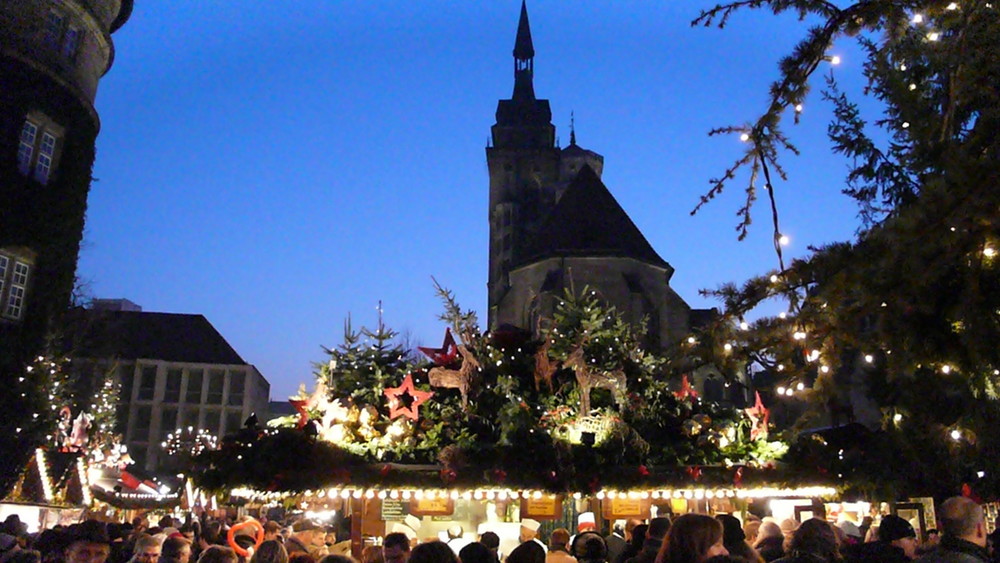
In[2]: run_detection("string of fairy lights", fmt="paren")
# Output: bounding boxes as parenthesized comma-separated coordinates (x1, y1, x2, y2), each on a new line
(720, 1, 997, 453)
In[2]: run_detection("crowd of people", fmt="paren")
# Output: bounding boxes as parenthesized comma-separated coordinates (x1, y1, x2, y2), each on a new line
(0, 495, 996, 563)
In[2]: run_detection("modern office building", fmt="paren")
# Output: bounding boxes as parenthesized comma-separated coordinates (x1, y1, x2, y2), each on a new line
(71, 302, 270, 471)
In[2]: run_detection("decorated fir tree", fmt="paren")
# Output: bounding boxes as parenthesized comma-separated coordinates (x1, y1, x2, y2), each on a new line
(692, 1, 1000, 498)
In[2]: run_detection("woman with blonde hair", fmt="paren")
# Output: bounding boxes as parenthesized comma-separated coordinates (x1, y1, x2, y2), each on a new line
(656, 514, 728, 563)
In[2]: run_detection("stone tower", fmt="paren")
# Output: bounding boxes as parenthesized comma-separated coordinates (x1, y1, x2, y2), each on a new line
(0, 1, 132, 379)
(486, 2, 716, 352)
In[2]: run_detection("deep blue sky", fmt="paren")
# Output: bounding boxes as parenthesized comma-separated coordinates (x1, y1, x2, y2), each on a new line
(81, 2, 868, 400)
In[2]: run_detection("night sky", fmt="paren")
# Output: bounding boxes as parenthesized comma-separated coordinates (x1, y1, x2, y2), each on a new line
(80, 2, 870, 400)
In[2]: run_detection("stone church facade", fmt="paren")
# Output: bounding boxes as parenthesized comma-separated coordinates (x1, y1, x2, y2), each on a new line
(486, 2, 713, 350)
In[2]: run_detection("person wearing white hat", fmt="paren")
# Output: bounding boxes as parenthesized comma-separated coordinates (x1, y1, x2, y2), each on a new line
(521, 519, 547, 553)
(391, 515, 423, 548)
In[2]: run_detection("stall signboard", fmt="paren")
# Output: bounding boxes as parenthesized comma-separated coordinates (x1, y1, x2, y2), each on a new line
(602, 498, 650, 519)
(409, 497, 454, 516)
(520, 496, 563, 520)
(381, 499, 407, 521)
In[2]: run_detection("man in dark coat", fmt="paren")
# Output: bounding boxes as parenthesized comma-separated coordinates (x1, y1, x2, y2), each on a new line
(916, 497, 989, 563)
(624, 518, 669, 563)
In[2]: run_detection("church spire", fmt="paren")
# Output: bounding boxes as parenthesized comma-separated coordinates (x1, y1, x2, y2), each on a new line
(512, 0, 536, 101)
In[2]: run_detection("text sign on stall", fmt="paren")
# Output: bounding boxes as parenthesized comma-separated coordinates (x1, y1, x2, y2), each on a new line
(520, 496, 562, 520)
(381, 499, 407, 521)
(409, 497, 454, 516)
(602, 498, 650, 519)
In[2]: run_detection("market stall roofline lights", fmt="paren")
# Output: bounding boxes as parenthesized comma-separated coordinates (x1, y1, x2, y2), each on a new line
(228, 485, 836, 501)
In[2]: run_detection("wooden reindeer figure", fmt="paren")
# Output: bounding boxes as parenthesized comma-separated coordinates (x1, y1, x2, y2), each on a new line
(533, 318, 558, 393)
(563, 339, 627, 415)
(428, 338, 481, 409)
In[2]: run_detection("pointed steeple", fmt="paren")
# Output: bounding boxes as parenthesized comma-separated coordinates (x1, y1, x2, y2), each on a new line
(513, 0, 535, 60)
(569, 111, 576, 146)
(512, 0, 535, 101)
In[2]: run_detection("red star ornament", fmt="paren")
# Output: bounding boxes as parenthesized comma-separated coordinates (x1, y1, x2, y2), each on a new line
(289, 399, 310, 429)
(745, 391, 770, 440)
(384, 373, 435, 421)
(673, 375, 699, 401)
(418, 328, 459, 366)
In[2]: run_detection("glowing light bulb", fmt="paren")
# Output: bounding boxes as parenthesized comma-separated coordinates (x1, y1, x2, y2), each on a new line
(740, 321, 749, 331)
(909, 84, 917, 91)
(984, 247, 996, 258)
(724, 343, 732, 352)
(928, 32, 940, 41)
(779, 234, 790, 246)
(864, 354, 874, 363)
(770, 274, 779, 283)
(951, 429, 961, 441)
(794, 104, 803, 113)
(829, 55, 841, 65)
(894, 413, 903, 422)
(820, 365, 830, 373)
(900, 63, 907, 71)
(902, 122, 910, 128)
(912, 14, 924, 23)
(947, 2, 958, 9)
(776, 386, 787, 395)
(796, 382, 805, 391)
(942, 365, 952, 374)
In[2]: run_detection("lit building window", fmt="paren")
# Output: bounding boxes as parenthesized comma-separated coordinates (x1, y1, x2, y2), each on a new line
(16, 115, 62, 185)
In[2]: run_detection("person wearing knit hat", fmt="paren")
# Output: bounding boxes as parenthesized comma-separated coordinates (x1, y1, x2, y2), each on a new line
(847, 514, 915, 562)
(65, 521, 112, 563)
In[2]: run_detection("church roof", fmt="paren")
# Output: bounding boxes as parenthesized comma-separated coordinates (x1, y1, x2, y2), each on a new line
(72, 310, 248, 365)
(513, 0, 535, 60)
(521, 165, 669, 268)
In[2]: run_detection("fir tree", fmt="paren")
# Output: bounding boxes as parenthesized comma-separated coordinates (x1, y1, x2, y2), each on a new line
(693, 1, 1000, 497)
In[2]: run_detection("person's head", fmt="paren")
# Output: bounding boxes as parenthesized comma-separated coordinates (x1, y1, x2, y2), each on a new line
(549, 529, 571, 552)
(478, 532, 498, 560)
(291, 521, 324, 548)
(659, 514, 726, 563)
(570, 532, 607, 563)
(787, 519, 838, 561)
(382, 533, 410, 563)
(628, 525, 647, 551)
(65, 521, 112, 563)
(162, 537, 192, 563)
(939, 496, 987, 547)
(877, 515, 916, 558)
(457, 542, 493, 563)
(624, 520, 642, 540)
(507, 541, 544, 563)
(754, 521, 782, 545)
(743, 521, 761, 545)
(250, 541, 288, 563)
(198, 547, 238, 563)
(264, 523, 281, 543)
(318, 556, 354, 563)
(924, 529, 940, 547)
(778, 519, 798, 540)
(447, 526, 463, 541)
(361, 546, 384, 563)
(518, 520, 540, 544)
(714, 515, 745, 554)
(408, 542, 457, 563)
(133, 533, 161, 563)
(203, 523, 223, 546)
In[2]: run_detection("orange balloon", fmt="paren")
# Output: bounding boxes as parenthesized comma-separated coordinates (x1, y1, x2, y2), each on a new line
(227, 518, 265, 558)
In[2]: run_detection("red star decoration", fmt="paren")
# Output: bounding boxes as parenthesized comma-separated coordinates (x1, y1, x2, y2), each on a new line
(418, 328, 459, 366)
(673, 375, 699, 401)
(686, 466, 702, 481)
(384, 373, 435, 421)
(289, 399, 310, 429)
(745, 391, 770, 440)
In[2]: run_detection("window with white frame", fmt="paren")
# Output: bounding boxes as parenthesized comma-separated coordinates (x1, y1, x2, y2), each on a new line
(0, 253, 31, 322)
(6, 261, 30, 320)
(17, 121, 38, 175)
(16, 115, 62, 185)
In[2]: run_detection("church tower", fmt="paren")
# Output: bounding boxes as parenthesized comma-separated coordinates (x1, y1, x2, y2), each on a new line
(486, 1, 562, 325)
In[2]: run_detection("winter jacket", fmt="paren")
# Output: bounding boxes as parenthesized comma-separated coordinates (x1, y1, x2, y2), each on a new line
(915, 536, 989, 563)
